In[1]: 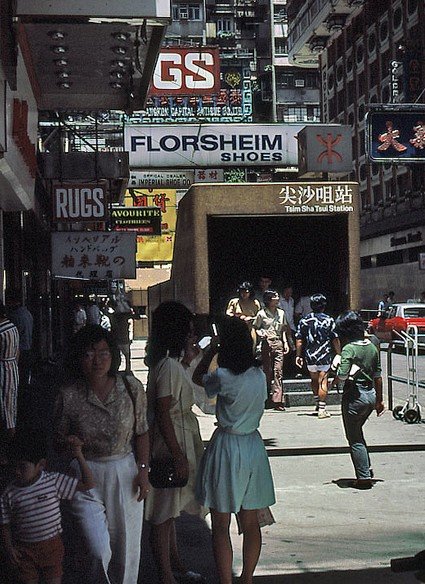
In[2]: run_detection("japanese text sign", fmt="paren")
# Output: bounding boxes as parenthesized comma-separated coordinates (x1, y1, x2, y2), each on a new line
(51, 232, 136, 280)
(297, 125, 353, 175)
(366, 105, 425, 162)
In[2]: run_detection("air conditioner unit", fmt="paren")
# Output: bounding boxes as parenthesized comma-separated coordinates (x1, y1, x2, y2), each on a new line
(295, 79, 305, 87)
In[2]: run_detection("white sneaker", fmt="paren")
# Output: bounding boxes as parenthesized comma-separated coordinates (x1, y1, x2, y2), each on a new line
(318, 410, 331, 419)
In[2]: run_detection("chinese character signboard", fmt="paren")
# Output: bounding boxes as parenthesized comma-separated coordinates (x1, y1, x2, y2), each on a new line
(51, 232, 136, 280)
(52, 182, 107, 222)
(277, 182, 358, 214)
(297, 125, 353, 175)
(136, 58, 251, 124)
(125, 124, 303, 168)
(111, 207, 161, 235)
(124, 188, 177, 263)
(366, 105, 425, 162)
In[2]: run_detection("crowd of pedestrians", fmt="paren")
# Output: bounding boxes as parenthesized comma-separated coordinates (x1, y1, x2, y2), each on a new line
(0, 281, 387, 584)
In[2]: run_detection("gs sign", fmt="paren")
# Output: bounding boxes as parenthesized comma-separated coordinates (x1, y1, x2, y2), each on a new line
(150, 47, 220, 96)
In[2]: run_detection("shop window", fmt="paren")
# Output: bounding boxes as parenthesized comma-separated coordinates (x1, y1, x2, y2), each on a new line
(361, 256, 373, 269)
(376, 250, 404, 267)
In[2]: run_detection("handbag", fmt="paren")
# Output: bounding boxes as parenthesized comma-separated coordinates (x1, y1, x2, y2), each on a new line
(148, 371, 189, 489)
(149, 457, 188, 489)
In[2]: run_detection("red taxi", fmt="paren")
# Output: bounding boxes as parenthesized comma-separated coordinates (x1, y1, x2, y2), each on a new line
(368, 303, 425, 341)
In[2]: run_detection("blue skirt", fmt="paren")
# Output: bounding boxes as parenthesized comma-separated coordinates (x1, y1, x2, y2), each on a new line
(195, 427, 276, 513)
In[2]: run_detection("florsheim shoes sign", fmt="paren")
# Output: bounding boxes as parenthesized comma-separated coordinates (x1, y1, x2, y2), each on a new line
(124, 124, 304, 168)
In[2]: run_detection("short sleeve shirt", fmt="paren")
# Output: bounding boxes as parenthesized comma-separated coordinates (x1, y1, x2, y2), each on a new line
(54, 375, 148, 459)
(295, 312, 338, 366)
(0, 471, 78, 542)
(253, 307, 288, 341)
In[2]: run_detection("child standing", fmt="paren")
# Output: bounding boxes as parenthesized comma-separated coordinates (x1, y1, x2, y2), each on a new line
(0, 432, 94, 584)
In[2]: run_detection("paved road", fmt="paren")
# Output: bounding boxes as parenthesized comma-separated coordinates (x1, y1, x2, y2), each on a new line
(131, 340, 425, 583)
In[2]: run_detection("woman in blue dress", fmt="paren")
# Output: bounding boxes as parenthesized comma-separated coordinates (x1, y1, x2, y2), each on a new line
(193, 316, 275, 584)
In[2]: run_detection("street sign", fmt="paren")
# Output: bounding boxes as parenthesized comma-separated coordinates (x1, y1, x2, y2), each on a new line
(366, 105, 425, 162)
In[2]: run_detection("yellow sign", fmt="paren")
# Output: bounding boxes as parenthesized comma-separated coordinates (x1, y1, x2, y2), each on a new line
(124, 188, 177, 262)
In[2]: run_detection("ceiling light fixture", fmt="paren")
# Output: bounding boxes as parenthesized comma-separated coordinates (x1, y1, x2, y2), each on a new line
(110, 82, 123, 89)
(112, 46, 127, 55)
(48, 31, 66, 40)
(57, 81, 72, 89)
(57, 71, 70, 79)
(110, 71, 125, 79)
(112, 32, 130, 42)
(51, 45, 68, 54)
(54, 58, 68, 67)
(111, 60, 126, 68)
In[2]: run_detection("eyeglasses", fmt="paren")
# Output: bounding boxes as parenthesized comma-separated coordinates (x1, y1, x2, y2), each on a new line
(83, 350, 112, 360)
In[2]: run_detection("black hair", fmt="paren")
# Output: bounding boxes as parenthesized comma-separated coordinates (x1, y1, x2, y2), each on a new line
(64, 324, 120, 378)
(263, 289, 279, 306)
(8, 430, 48, 465)
(335, 310, 365, 342)
(216, 316, 258, 374)
(237, 281, 254, 298)
(145, 301, 193, 368)
(310, 293, 327, 313)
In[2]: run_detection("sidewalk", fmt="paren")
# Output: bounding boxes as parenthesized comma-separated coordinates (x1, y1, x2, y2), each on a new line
(132, 339, 425, 583)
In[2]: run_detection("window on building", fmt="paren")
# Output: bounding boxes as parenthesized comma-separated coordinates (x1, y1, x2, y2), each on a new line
(277, 73, 294, 88)
(275, 38, 288, 55)
(283, 106, 319, 122)
(216, 17, 233, 32)
(172, 3, 202, 20)
(305, 73, 319, 88)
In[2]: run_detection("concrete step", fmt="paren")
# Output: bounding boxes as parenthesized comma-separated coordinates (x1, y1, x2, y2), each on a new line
(283, 377, 342, 407)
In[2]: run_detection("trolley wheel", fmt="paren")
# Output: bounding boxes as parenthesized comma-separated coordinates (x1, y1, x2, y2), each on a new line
(392, 405, 405, 420)
(404, 408, 420, 424)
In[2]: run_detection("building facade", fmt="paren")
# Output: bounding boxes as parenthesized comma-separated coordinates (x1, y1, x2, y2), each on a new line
(287, 0, 425, 307)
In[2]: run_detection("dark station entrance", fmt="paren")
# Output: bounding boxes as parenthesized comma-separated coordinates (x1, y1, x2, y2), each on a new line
(207, 214, 349, 318)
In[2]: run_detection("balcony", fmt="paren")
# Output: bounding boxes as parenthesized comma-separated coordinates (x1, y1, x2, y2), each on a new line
(286, 0, 360, 67)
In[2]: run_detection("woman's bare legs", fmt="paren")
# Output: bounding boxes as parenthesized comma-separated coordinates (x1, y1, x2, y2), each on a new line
(150, 518, 178, 584)
(238, 509, 261, 584)
(170, 520, 187, 574)
(211, 509, 233, 584)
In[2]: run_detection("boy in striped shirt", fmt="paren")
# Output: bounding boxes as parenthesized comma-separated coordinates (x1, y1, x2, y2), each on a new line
(0, 432, 94, 584)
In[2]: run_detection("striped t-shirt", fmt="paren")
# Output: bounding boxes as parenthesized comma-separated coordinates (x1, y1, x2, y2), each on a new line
(0, 471, 78, 543)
